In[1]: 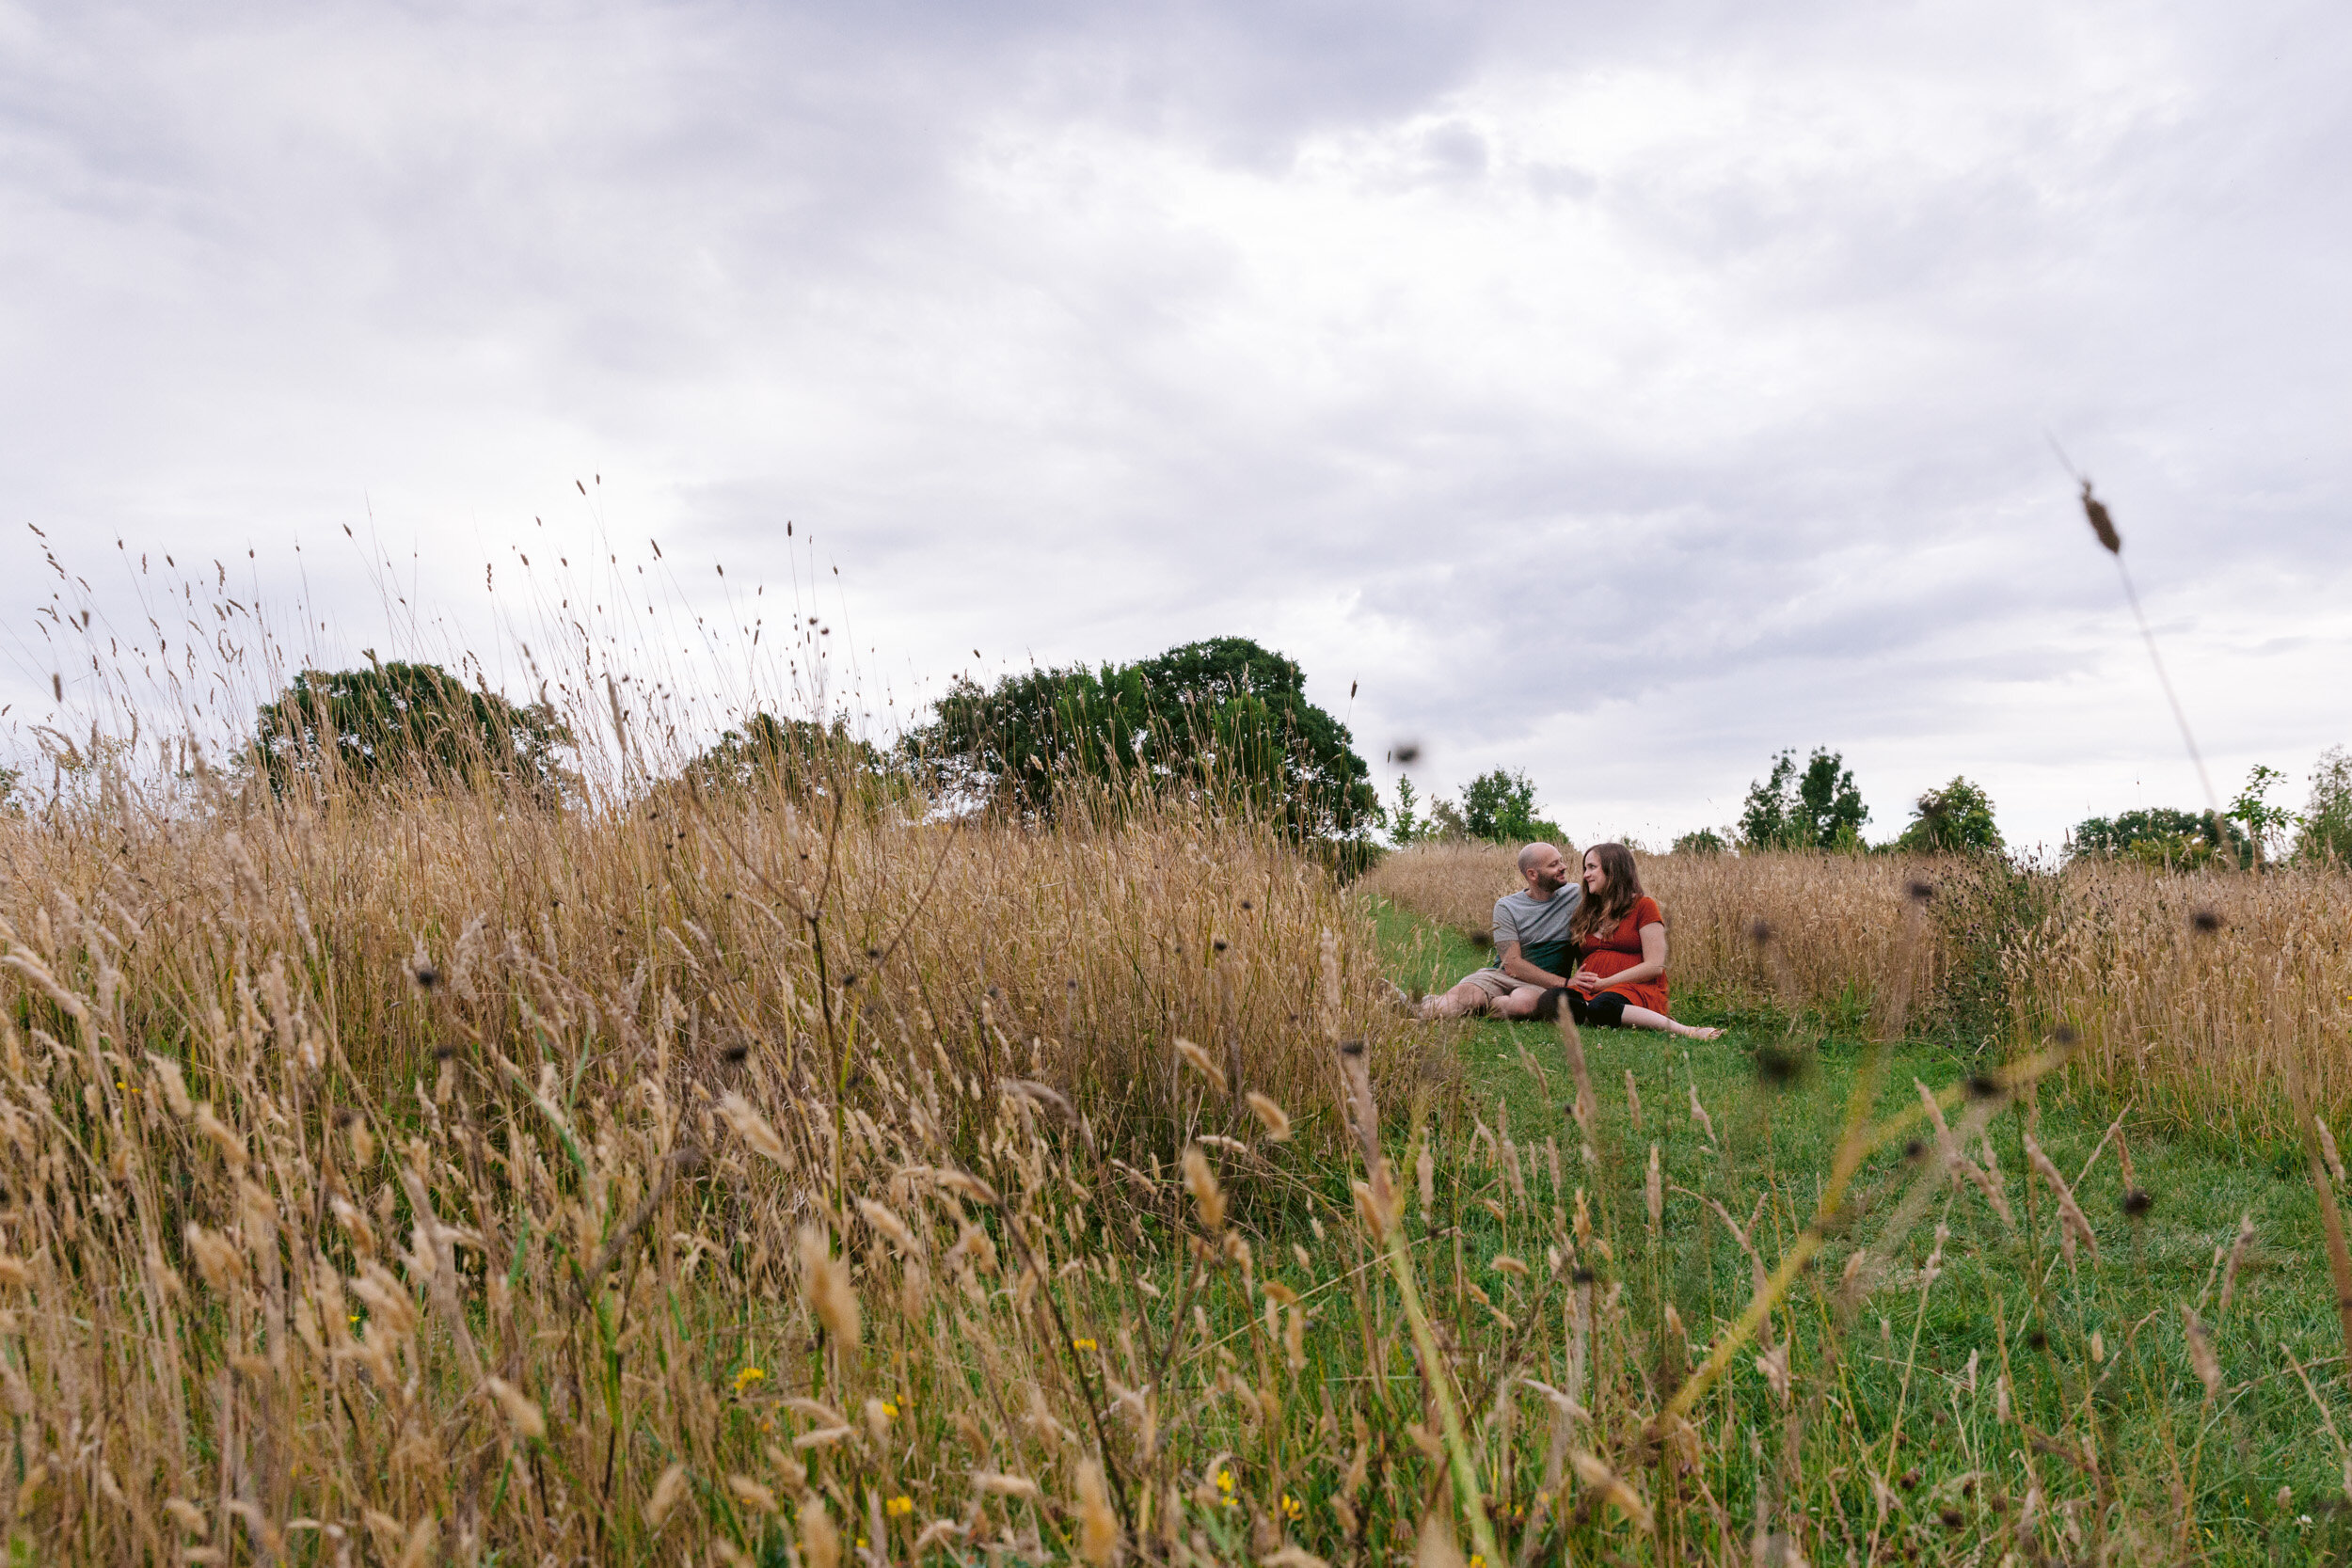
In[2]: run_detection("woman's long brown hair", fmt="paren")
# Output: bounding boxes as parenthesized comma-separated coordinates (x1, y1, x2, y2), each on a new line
(1568, 842, 1645, 941)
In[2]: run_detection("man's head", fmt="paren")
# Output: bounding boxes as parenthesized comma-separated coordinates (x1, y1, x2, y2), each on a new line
(1517, 841, 1574, 895)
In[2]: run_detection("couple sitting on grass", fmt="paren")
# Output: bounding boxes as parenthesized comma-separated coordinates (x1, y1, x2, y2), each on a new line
(1413, 841, 1723, 1039)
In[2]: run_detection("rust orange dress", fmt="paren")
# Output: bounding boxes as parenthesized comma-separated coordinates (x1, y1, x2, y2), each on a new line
(1577, 895, 1671, 1017)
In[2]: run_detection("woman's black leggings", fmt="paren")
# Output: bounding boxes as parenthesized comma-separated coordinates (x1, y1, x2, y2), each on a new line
(1534, 989, 1628, 1028)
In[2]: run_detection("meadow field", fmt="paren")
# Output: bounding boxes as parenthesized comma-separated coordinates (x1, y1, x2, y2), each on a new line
(6, 751, 2352, 1565)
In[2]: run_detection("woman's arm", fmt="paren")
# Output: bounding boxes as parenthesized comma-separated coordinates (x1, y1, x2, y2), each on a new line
(1573, 923, 1668, 992)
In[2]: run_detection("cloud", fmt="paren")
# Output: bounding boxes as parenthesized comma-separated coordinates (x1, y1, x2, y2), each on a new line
(1, 0, 2348, 842)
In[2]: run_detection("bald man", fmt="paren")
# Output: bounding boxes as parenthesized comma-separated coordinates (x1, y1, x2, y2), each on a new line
(1413, 841, 1582, 1020)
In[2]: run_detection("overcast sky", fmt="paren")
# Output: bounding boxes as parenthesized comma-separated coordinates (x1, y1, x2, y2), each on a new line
(3, 0, 2347, 847)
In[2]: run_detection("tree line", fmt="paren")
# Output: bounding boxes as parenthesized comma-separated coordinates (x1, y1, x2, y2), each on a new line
(204, 652, 2352, 869)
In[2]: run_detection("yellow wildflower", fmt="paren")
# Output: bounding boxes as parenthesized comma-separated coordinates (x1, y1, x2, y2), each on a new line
(886, 1496, 914, 1518)
(1072, 1338, 1098, 1352)
(1282, 1494, 1304, 1520)
(733, 1366, 766, 1394)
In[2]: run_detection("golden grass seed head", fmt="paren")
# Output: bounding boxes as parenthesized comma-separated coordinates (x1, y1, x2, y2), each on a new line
(798, 1497, 841, 1568)
(796, 1225, 862, 1344)
(1075, 1458, 1119, 1566)
(644, 1464, 690, 1529)
(1182, 1145, 1226, 1235)
(483, 1377, 547, 1441)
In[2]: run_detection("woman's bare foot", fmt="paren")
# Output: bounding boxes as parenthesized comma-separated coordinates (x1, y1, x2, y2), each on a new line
(1682, 1024, 1724, 1039)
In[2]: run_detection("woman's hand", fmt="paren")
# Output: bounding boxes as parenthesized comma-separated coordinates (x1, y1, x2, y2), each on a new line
(1568, 969, 1604, 996)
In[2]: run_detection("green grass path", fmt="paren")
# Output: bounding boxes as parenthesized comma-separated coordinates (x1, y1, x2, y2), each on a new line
(1370, 895, 2352, 1541)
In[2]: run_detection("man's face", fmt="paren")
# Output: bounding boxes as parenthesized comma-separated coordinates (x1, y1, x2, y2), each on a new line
(1525, 847, 1571, 894)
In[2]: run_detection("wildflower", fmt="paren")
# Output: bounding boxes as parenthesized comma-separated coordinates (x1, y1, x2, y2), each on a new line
(1471, 1557, 1487, 1568)
(734, 1366, 766, 1395)
(886, 1496, 914, 1518)
(1282, 1494, 1304, 1520)
(881, 1400, 899, 1419)
(1071, 1338, 1097, 1352)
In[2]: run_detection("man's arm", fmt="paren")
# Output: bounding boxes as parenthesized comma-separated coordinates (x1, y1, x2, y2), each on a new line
(1497, 942, 1569, 989)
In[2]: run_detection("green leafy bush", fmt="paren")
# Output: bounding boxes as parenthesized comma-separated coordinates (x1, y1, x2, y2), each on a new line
(904, 636, 1375, 840)
(251, 661, 573, 801)
(2300, 746, 2352, 863)
(1894, 776, 2002, 854)
(1458, 768, 1568, 846)
(2070, 806, 2243, 869)
(1738, 747, 1867, 850)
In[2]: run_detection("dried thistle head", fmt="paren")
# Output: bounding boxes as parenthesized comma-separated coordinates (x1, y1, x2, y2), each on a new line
(2080, 480, 2122, 554)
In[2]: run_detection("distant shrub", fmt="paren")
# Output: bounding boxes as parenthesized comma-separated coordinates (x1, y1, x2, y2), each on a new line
(1458, 768, 1569, 847)
(1895, 776, 2003, 854)
(1738, 748, 1867, 851)
(2071, 806, 2244, 869)
(904, 636, 1375, 841)
(2301, 746, 2352, 863)
(251, 661, 573, 802)
(1671, 828, 1727, 855)
(681, 713, 888, 804)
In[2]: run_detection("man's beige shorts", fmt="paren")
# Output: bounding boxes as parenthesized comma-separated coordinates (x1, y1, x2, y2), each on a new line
(1457, 969, 1544, 1006)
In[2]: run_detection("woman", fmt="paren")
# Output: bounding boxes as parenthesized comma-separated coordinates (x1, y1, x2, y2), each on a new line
(1545, 843, 1722, 1039)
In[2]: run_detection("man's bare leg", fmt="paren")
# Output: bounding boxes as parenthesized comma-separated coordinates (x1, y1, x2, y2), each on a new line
(1616, 1005, 1723, 1040)
(1414, 978, 1549, 1020)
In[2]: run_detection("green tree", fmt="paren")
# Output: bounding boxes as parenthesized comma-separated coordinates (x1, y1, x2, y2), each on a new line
(1458, 768, 1569, 846)
(905, 636, 1375, 839)
(2070, 806, 2244, 868)
(683, 713, 883, 800)
(1740, 748, 1868, 850)
(2299, 747, 2352, 863)
(252, 662, 573, 801)
(1671, 828, 1726, 855)
(1895, 777, 2003, 855)
(1385, 775, 1428, 846)
(2227, 764, 2298, 865)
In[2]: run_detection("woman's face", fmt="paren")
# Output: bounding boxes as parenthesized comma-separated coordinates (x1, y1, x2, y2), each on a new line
(1582, 850, 1607, 895)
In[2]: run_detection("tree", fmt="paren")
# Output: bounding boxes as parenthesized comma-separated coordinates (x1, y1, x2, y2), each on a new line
(1739, 748, 1868, 850)
(1384, 775, 1430, 846)
(1895, 777, 2003, 855)
(252, 662, 573, 801)
(904, 636, 1376, 839)
(2227, 764, 2298, 865)
(2070, 807, 2244, 868)
(683, 713, 883, 799)
(1671, 829, 1726, 855)
(1459, 768, 1570, 846)
(2299, 747, 2352, 863)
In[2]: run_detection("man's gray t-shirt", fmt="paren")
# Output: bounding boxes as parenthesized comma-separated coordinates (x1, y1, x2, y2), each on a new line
(1491, 887, 1582, 979)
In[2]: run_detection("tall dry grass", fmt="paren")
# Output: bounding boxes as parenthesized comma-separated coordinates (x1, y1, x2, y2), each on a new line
(0, 759, 1444, 1563)
(1367, 839, 2352, 1134)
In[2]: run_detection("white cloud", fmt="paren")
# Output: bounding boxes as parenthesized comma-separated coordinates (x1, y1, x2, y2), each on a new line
(1, 0, 2347, 843)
